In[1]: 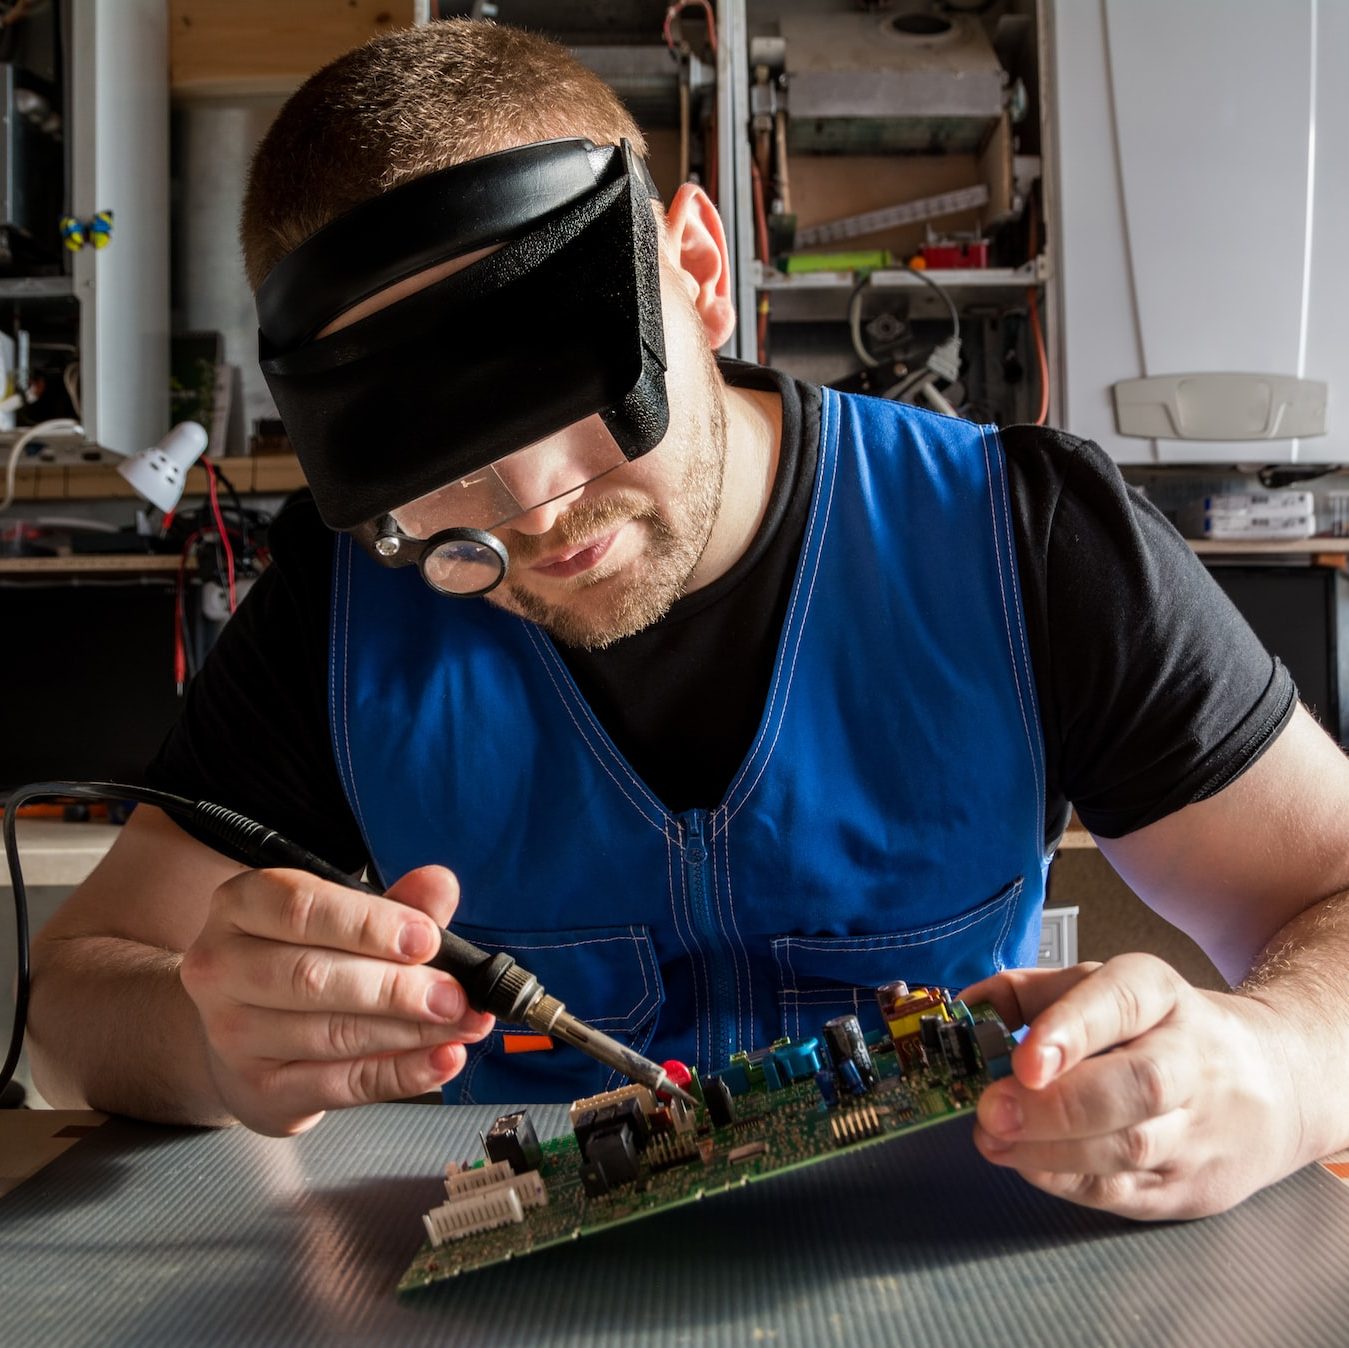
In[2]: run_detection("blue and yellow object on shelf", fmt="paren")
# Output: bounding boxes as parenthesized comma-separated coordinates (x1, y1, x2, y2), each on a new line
(59, 209, 114, 253)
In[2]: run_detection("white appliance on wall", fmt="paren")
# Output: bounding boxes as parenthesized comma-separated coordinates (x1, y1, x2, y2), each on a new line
(69, 0, 170, 457)
(0, 0, 168, 472)
(1045, 0, 1344, 465)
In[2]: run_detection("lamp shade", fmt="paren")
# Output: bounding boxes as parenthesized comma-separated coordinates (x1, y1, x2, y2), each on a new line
(116, 421, 209, 512)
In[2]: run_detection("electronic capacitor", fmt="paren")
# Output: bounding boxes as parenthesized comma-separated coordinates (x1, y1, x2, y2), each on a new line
(822, 1013, 878, 1091)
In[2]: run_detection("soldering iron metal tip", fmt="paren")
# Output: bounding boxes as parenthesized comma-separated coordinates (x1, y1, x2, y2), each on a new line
(655, 1072, 698, 1108)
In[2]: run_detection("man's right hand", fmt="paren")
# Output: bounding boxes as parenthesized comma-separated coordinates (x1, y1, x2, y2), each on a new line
(179, 862, 494, 1136)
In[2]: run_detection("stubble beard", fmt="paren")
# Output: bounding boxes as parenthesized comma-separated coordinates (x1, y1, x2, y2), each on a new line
(490, 353, 729, 651)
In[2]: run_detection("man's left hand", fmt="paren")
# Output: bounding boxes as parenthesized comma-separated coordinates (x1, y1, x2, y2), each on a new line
(959, 955, 1305, 1220)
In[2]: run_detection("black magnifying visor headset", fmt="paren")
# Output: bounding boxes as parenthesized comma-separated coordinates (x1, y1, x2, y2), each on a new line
(255, 137, 669, 597)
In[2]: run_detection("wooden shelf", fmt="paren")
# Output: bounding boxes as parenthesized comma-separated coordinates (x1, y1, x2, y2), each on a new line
(755, 259, 1047, 322)
(6, 455, 306, 504)
(0, 553, 190, 575)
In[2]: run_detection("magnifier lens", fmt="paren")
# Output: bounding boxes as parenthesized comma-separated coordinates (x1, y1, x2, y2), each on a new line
(421, 529, 508, 597)
(391, 417, 631, 538)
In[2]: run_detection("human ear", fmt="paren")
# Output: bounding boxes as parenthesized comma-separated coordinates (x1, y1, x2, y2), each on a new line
(662, 183, 738, 349)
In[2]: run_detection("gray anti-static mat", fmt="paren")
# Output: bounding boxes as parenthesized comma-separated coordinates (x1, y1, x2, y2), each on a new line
(2, 1101, 1348, 1347)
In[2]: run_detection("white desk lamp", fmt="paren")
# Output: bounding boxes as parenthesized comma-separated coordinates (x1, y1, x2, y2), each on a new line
(116, 421, 209, 513)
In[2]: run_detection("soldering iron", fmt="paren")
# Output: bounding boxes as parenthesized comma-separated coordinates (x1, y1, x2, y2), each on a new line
(1, 781, 694, 1106)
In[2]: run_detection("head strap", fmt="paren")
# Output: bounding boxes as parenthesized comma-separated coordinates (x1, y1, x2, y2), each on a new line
(255, 138, 659, 352)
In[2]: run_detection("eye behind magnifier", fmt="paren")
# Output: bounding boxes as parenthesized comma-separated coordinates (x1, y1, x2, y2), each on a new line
(371, 522, 510, 597)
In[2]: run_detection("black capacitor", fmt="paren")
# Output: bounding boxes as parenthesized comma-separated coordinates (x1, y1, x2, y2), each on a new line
(972, 1019, 1013, 1078)
(579, 1123, 641, 1196)
(484, 1110, 543, 1173)
(822, 1014, 878, 1090)
(939, 1021, 981, 1078)
(704, 1076, 735, 1129)
(918, 1014, 944, 1060)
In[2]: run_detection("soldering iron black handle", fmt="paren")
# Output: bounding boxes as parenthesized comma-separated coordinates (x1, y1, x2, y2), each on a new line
(431, 931, 542, 1023)
(189, 800, 544, 1023)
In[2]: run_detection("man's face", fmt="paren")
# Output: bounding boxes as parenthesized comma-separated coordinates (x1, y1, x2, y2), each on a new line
(315, 172, 739, 650)
(482, 261, 729, 650)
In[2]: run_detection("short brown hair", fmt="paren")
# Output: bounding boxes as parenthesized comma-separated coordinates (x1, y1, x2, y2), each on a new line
(240, 19, 647, 291)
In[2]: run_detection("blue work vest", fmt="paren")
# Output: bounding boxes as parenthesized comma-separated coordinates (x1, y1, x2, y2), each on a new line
(329, 388, 1050, 1103)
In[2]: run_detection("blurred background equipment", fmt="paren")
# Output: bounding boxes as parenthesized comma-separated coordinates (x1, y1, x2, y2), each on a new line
(431, 0, 1047, 428)
(0, 0, 168, 473)
(736, 0, 1045, 427)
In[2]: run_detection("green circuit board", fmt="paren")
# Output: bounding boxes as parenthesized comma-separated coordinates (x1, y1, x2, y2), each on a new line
(398, 992, 1014, 1293)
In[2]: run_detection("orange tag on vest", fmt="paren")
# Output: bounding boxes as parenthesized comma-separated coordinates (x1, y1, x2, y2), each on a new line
(502, 1033, 555, 1054)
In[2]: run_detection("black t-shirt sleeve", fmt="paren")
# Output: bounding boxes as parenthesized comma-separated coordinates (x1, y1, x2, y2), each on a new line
(144, 498, 370, 873)
(1001, 423, 1296, 840)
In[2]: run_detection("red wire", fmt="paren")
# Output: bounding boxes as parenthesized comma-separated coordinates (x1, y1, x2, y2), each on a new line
(663, 1, 719, 204)
(203, 460, 237, 612)
(173, 526, 208, 694)
(1027, 291, 1050, 427)
(750, 159, 772, 364)
(172, 570, 186, 693)
(1026, 195, 1050, 426)
(663, 0, 717, 52)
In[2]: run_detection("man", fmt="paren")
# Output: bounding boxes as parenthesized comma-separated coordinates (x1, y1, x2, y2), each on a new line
(27, 20, 1349, 1223)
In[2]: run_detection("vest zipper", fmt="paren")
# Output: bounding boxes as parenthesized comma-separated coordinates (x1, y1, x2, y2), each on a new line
(681, 808, 736, 1070)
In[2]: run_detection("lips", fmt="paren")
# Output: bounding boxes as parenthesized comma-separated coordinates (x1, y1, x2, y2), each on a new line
(529, 525, 625, 579)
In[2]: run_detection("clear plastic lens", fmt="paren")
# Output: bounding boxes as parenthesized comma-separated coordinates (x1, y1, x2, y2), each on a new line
(389, 415, 629, 538)
(422, 536, 507, 595)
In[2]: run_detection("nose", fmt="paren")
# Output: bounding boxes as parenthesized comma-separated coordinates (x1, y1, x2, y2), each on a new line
(506, 483, 586, 536)
(490, 421, 604, 533)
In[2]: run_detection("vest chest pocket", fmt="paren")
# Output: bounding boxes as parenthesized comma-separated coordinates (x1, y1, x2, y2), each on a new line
(770, 877, 1025, 1042)
(444, 920, 665, 1105)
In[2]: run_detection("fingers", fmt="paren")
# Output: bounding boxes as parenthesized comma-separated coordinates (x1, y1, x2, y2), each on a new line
(213, 865, 456, 967)
(979, 1031, 1186, 1138)
(1013, 952, 1183, 1089)
(958, 962, 1103, 1034)
(182, 863, 488, 1134)
(232, 1042, 469, 1138)
(384, 865, 463, 932)
(971, 957, 1188, 1204)
(1006, 1166, 1181, 1222)
(187, 864, 484, 1026)
(213, 937, 469, 1022)
(974, 1093, 1191, 1176)
(213, 1004, 494, 1064)
(965, 958, 1303, 1222)
(975, 957, 1190, 1152)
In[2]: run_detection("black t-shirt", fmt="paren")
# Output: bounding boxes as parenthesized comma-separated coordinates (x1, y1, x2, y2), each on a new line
(148, 365, 1295, 872)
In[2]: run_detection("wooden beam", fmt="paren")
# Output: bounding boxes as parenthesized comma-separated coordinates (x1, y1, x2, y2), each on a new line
(169, 1, 418, 99)
(7, 456, 307, 502)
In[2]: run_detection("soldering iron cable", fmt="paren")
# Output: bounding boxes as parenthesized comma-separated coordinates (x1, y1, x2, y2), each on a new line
(1, 782, 693, 1106)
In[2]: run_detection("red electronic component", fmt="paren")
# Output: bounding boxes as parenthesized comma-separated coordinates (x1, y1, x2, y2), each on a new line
(919, 240, 989, 270)
(658, 1059, 693, 1100)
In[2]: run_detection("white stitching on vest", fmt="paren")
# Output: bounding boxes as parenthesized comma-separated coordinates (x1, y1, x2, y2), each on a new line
(705, 819, 746, 1053)
(775, 885, 1021, 1015)
(722, 386, 842, 828)
(665, 818, 703, 1068)
(717, 811, 754, 1051)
